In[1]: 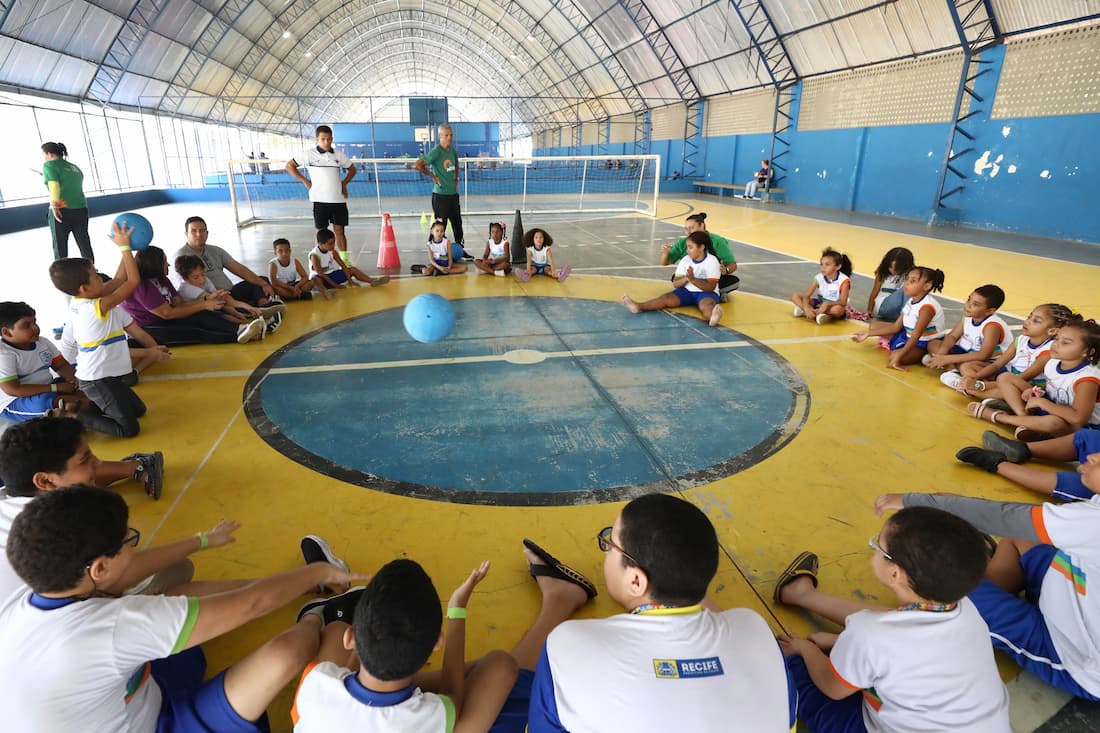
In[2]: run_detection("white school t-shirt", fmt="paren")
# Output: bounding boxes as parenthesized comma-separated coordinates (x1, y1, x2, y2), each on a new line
(0, 491, 32, 600)
(674, 253, 722, 293)
(1034, 495, 1100, 696)
(902, 294, 946, 342)
(176, 277, 215, 302)
(0, 337, 62, 412)
(873, 273, 905, 313)
(290, 147, 351, 203)
(530, 608, 792, 732)
(528, 245, 549, 266)
(1010, 334, 1053, 377)
(0, 590, 197, 731)
(958, 314, 1012, 356)
(830, 600, 1011, 733)
(310, 245, 340, 275)
(69, 297, 134, 381)
(271, 257, 300, 285)
(428, 238, 450, 261)
(486, 237, 508, 260)
(814, 271, 850, 303)
(1043, 359, 1100, 425)
(292, 661, 455, 732)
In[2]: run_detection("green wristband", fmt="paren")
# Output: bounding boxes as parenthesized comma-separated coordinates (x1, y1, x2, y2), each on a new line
(446, 607, 467, 620)
(196, 532, 209, 550)
(118, 246, 131, 252)
(51, 384, 58, 393)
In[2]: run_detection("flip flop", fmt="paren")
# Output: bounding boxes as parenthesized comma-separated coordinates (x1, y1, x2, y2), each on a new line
(773, 551, 818, 604)
(522, 539, 597, 600)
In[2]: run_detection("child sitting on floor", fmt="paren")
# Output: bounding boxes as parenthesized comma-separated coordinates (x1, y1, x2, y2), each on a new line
(791, 248, 852, 325)
(968, 319, 1100, 441)
(926, 284, 1013, 388)
(311, 229, 390, 289)
(775, 506, 1010, 732)
(269, 238, 324, 300)
(0, 301, 86, 421)
(957, 427, 1100, 502)
(876, 458, 1100, 703)
(516, 228, 569, 283)
(291, 559, 518, 732)
(851, 267, 947, 372)
(952, 303, 1070, 400)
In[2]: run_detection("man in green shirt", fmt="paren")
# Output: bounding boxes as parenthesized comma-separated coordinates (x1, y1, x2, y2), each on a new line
(660, 213, 739, 300)
(414, 124, 470, 258)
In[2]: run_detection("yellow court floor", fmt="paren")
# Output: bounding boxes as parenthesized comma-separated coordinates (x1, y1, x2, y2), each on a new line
(92, 196, 1099, 730)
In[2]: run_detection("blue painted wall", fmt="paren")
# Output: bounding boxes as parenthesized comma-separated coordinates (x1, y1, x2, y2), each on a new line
(332, 122, 499, 159)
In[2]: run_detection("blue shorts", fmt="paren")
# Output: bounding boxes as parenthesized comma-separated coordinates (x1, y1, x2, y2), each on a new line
(533, 264, 548, 275)
(325, 269, 348, 285)
(968, 545, 1100, 701)
(948, 345, 967, 355)
(785, 654, 866, 732)
(1053, 429, 1100, 501)
(888, 331, 939, 352)
(0, 391, 57, 421)
(672, 287, 719, 307)
(488, 668, 533, 733)
(151, 647, 269, 733)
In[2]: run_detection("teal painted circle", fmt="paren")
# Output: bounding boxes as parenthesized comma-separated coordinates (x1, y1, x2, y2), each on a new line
(244, 296, 808, 505)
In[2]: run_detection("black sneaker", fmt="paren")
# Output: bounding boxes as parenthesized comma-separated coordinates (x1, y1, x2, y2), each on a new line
(981, 430, 1031, 463)
(956, 447, 1004, 473)
(297, 586, 366, 625)
(301, 535, 349, 593)
(410, 264, 425, 274)
(265, 311, 282, 334)
(122, 451, 164, 500)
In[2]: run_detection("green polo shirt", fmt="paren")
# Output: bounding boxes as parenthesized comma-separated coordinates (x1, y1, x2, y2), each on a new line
(43, 159, 87, 208)
(667, 232, 735, 265)
(422, 145, 459, 195)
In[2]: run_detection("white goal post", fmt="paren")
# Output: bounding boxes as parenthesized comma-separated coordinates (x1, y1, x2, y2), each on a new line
(224, 155, 660, 228)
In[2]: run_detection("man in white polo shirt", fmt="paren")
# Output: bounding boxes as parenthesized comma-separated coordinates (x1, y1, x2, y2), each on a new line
(287, 125, 357, 262)
(527, 494, 795, 732)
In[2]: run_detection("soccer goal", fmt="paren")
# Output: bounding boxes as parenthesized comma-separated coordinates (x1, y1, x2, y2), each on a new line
(225, 155, 660, 228)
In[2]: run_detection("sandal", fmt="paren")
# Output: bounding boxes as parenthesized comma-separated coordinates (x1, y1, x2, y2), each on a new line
(522, 539, 597, 599)
(773, 551, 819, 604)
(1015, 426, 1054, 442)
(967, 402, 1004, 424)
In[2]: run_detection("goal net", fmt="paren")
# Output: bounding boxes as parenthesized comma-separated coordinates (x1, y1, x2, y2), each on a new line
(225, 155, 660, 228)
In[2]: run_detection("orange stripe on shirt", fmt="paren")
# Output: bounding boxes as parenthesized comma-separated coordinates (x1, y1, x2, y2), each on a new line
(829, 660, 862, 691)
(1032, 506, 1052, 544)
(984, 322, 1004, 346)
(290, 661, 320, 725)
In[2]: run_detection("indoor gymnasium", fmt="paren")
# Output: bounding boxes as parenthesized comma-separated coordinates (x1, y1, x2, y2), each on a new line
(0, 1, 1098, 731)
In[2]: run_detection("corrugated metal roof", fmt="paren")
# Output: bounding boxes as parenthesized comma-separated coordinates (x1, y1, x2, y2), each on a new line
(0, 0, 1096, 133)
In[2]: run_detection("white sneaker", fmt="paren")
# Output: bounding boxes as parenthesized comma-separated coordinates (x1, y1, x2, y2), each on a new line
(940, 371, 964, 390)
(258, 303, 287, 319)
(237, 317, 265, 343)
(921, 354, 934, 367)
(816, 313, 831, 325)
(792, 306, 805, 317)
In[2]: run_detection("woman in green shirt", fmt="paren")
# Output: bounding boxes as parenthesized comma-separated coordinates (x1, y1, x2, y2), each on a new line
(41, 142, 93, 262)
(659, 212, 739, 299)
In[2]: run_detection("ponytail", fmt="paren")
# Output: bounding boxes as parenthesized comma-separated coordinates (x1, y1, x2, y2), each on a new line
(911, 266, 946, 293)
(41, 142, 68, 158)
(821, 248, 853, 277)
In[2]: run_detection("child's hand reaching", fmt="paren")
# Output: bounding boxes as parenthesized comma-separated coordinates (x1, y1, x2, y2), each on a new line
(851, 332, 869, 343)
(202, 519, 242, 549)
(886, 353, 908, 372)
(109, 220, 134, 249)
(448, 561, 490, 611)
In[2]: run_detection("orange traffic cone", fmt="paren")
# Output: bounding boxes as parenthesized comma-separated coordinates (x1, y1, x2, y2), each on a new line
(377, 213, 401, 269)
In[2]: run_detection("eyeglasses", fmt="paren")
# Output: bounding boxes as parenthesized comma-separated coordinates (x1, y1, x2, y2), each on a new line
(83, 527, 140, 569)
(597, 526, 644, 571)
(868, 533, 894, 562)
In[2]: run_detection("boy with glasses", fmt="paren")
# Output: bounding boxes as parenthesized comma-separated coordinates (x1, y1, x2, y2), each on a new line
(528, 493, 794, 731)
(774, 506, 1010, 731)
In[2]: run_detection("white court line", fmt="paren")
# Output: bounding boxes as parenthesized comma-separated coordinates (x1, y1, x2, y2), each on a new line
(138, 332, 857, 383)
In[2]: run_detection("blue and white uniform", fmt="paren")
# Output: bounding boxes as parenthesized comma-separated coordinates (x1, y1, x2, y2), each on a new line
(529, 606, 793, 732)
(959, 314, 1013, 357)
(873, 273, 905, 314)
(528, 245, 550, 273)
(901, 294, 946, 342)
(813, 271, 850, 303)
(0, 337, 64, 420)
(486, 238, 508, 261)
(292, 662, 454, 731)
(428, 237, 451, 266)
(1043, 359, 1100, 425)
(672, 253, 721, 306)
(1009, 334, 1053, 379)
(270, 257, 300, 286)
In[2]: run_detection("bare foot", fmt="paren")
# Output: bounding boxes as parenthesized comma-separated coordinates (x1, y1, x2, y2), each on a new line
(708, 305, 723, 327)
(777, 574, 816, 606)
(523, 547, 590, 613)
(621, 295, 640, 314)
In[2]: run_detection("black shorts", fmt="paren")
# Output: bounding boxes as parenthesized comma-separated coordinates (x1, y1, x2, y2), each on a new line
(313, 202, 349, 228)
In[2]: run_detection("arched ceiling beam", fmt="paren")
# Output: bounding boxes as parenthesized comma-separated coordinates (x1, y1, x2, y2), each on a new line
(84, 0, 173, 104)
(619, 0, 701, 100)
(725, 0, 799, 89)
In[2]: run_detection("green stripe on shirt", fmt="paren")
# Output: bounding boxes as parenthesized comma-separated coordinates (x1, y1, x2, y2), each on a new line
(171, 597, 201, 654)
(440, 693, 456, 732)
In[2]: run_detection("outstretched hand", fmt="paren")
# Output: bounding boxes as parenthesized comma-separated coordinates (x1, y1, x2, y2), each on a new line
(448, 561, 491, 610)
(874, 493, 904, 516)
(109, 220, 134, 248)
(203, 519, 241, 549)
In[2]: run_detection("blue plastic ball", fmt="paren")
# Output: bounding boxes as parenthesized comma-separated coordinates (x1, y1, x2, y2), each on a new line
(112, 212, 154, 251)
(403, 294, 456, 344)
(450, 242, 465, 261)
